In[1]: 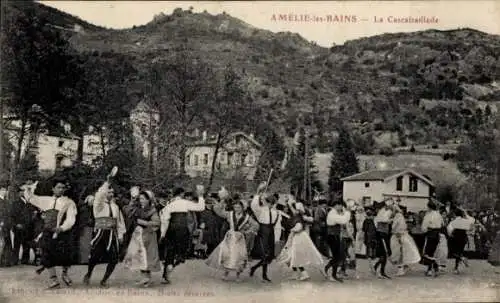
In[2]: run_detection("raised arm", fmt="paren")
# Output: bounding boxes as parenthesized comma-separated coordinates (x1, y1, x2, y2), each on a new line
(250, 194, 263, 217)
(93, 181, 110, 215)
(23, 182, 52, 211)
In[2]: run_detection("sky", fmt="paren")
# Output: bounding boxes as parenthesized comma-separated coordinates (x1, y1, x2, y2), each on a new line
(40, 1, 500, 47)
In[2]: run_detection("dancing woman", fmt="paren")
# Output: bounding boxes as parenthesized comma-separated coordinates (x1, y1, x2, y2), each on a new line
(389, 205, 421, 276)
(276, 200, 325, 281)
(123, 191, 162, 287)
(206, 194, 259, 281)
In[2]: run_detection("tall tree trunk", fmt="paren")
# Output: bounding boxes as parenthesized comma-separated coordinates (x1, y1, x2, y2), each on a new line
(13, 116, 27, 182)
(207, 133, 222, 192)
(0, 97, 4, 179)
(99, 128, 107, 165)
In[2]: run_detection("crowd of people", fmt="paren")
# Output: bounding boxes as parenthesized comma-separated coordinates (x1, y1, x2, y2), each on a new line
(0, 169, 499, 290)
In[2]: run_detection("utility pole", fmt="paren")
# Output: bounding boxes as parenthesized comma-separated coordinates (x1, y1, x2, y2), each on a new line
(0, 96, 4, 180)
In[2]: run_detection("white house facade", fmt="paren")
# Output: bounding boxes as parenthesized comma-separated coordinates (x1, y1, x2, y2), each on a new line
(184, 131, 262, 180)
(341, 169, 434, 212)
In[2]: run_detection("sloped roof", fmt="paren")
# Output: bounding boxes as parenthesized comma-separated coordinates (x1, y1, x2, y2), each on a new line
(186, 132, 261, 149)
(341, 169, 406, 181)
(341, 168, 434, 186)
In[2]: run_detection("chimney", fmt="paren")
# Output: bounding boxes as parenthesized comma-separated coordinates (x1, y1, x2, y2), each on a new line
(63, 123, 71, 134)
(202, 131, 207, 141)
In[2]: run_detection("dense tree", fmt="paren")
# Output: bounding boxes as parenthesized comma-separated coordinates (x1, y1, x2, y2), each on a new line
(145, 48, 215, 175)
(284, 128, 321, 202)
(328, 126, 359, 201)
(1, 3, 81, 182)
(204, 66, 258, 191)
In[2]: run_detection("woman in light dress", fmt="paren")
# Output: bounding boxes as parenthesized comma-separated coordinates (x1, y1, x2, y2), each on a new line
(389, 205, 421, 276)
(206, 195, 259, 282)
(276, 199, 326, 281)
(123, 191, 162, 286)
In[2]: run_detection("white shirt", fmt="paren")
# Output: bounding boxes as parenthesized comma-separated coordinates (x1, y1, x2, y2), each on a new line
(250, 195, 282, 241)
(160, 196, 205, 237)
(27, 194, 77, 232)
(250, 195, 279, 224)
(374, 208, 392, 224)
(94, 182, 126, 239)
(447, 215, 474, 235)
(421, 210, 444, 233)
(326, 208, 351, 226)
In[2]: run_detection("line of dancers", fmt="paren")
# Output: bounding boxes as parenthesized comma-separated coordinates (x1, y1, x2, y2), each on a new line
(20, 170, 478, 289)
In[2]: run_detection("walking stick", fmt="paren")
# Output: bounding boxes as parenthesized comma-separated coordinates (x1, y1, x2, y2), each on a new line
(264, 168, 274, 192)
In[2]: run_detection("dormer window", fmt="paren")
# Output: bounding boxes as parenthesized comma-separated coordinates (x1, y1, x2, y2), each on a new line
(409, 176, 418, 192)
(396, 176, 403, 191)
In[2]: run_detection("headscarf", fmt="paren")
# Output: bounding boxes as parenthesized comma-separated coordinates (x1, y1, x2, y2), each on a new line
(136, 190, 157, 220)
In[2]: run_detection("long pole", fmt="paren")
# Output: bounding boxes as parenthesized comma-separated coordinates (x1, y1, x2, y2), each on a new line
(0, 96, 4, 180)
(303, 128, 308, 202)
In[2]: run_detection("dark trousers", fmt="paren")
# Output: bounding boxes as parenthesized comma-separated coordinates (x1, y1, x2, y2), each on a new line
(422, 229, 440, 271)
(0, 229, 13, 267)
(13, 228, 32, 264)
(325, 234, 346, 278)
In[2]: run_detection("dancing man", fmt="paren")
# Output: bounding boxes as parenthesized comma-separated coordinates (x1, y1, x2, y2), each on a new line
(249, 182, 281, 282)
(373, 200, 393, 279)
(324, 200, 351, 282)
(23, 179, 77, 289)
(159, 185, 206, 284)
(447, 208, 474, 274)
(421, 200, 444, 277)
(83, 171, 126, 287)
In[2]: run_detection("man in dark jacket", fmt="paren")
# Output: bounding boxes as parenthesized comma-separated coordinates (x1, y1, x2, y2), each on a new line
(0, 181, 13, 267)
(12, 186, 39, 265)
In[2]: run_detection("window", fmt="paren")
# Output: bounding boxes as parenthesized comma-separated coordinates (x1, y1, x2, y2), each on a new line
(247, 154, 254, 166)
(194, 155, 199, 166)
(396, 176, 403, 191)
(186, 155, 191, 166)
(58, 140, 64, 147)
(227, 152, 233, 165)
(364, 182, 370, 188)
(409, 176, 418, 192)
(55, 154, 65, 170)
(235, 136, 241, 144)
(203, 154, 209, 166)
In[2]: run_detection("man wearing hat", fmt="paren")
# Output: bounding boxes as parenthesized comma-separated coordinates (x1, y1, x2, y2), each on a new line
(324, 200, 351, 282)
(22, 178, 78, 289)
(249, 182, 281, 282)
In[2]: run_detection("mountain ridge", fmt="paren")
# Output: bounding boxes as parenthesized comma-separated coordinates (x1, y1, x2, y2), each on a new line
(7, 1, 500, 152)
